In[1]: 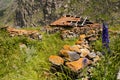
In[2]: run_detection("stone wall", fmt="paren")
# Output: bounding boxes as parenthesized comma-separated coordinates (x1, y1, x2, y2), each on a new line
(49, 34, 103, 79)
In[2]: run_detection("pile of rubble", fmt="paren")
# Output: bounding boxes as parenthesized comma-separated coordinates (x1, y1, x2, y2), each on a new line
(60, 23, 101, 40)
(2, 26, 42, 40)
(49, 34, 102, 79)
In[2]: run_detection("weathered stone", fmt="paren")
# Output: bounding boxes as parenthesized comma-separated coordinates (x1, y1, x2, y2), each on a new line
(63, 45, 71, 50)
(80, 48, 90, 57)
(49, 55, 64, 65)
(88, 51, 97, 59)
(79, 34, 86, 40)
(75, 40, 84, 45)
(60, 50, 80, 61)
(67, 51, 80, 61)
(59, 49, 70, 57)
(75, 45, 83, 49)
(70, 45, 81, 53)
(66, 58, 91, 72)
(82, 44, 90, 49)
(6, 26, 41, 40)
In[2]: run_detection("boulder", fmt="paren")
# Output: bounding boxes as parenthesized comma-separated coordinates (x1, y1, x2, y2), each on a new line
(66, 58, 91, 72)
(49, 55, 64, 65)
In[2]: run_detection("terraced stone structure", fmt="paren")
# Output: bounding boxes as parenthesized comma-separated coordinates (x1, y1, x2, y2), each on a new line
(49, 34, 102, 79)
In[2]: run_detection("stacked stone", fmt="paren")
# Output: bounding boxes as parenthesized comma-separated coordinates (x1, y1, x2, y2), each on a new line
(4, 26, 42, 40)
(49, 34, 102, 79)
(60, 23, 101, 40)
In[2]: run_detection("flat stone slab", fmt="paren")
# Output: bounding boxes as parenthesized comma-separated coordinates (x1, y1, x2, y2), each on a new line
(66, 58, 91, 72)
(49, 55, 64, 65)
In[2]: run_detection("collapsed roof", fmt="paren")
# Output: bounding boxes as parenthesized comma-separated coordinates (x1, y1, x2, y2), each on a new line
(50, 15, 93, 27)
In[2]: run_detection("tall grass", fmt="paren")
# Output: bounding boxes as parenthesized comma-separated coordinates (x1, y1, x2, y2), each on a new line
(0, 29, 77, 80)
(0, 27, 120, 80)
(91, 31, 120, 80)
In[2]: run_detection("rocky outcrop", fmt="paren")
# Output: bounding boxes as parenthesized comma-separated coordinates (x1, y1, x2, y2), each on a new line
(15, 0, 40, 27)
(1, 0, 120, 27)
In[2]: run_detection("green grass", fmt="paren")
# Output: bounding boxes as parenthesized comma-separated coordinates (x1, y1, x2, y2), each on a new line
(91, 31, 120, 80)
(0, 27, 120, 80)
(0, 29, 77, 80)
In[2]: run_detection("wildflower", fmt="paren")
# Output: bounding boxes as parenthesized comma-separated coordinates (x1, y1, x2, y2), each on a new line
(102, 22, 110, 53)
(82, 58, 87, 66)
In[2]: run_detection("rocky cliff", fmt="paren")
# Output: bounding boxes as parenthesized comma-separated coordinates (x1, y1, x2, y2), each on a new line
(0, 0, 120, 27)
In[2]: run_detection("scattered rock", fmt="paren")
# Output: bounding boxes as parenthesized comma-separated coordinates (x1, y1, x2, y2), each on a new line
(49, 55, 64, 65)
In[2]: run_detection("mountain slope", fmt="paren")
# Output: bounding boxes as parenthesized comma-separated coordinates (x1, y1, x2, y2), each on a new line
(0, 0, 120, 27)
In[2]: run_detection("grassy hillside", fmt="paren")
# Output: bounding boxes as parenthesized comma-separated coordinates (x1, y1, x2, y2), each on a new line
(0, 27, 77, 80)
(0, 26, 120, 80)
